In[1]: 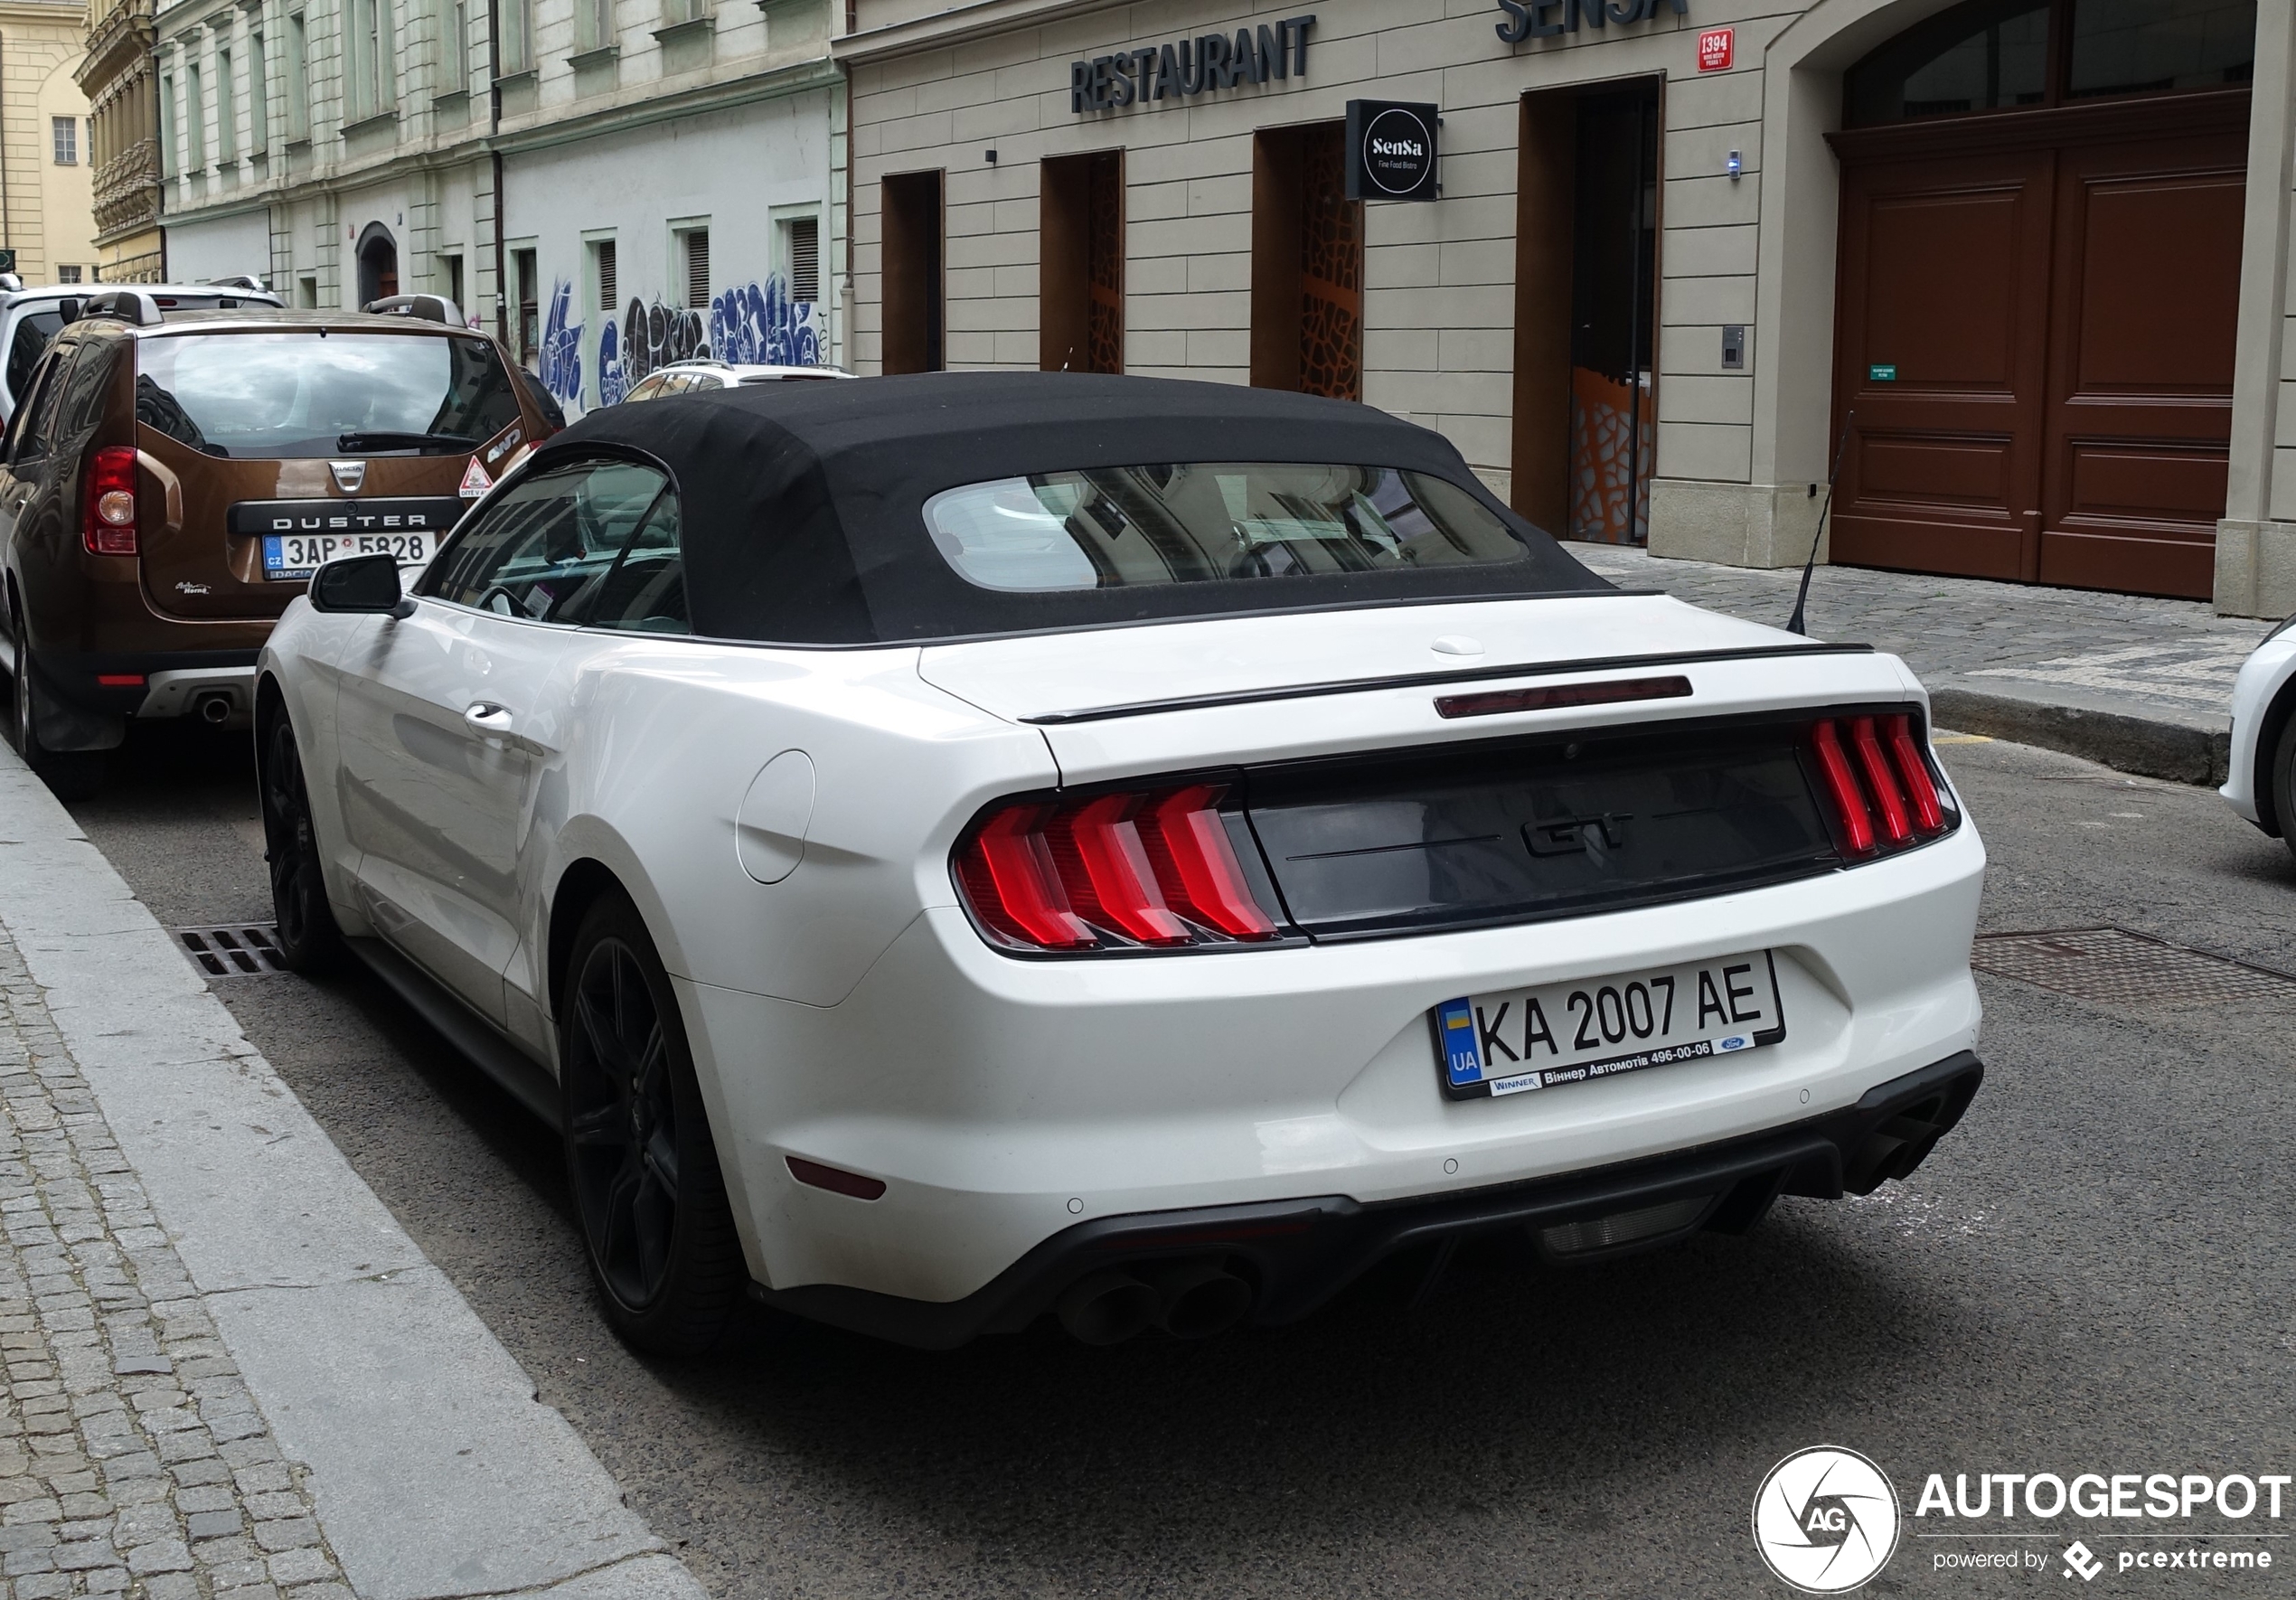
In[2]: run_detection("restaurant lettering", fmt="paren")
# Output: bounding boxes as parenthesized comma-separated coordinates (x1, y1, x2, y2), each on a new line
(1071, 15, 1315, 113)
(1496, 0, 1687, 42)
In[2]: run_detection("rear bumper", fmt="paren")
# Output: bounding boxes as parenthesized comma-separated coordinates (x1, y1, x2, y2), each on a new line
(754, 1050, 1982, 1349)
(39, 647, 259, 718)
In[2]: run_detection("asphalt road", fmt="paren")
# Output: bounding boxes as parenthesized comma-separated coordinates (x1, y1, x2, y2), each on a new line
(56, 718, 2296, 1597)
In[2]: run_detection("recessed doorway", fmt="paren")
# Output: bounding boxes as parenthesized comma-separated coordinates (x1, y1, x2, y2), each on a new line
(355, 222, 398, 307)
(1510, 80, 1661, 544)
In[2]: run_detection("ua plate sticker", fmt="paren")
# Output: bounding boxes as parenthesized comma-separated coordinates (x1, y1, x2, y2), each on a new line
(1431, 950, 1786, 1100)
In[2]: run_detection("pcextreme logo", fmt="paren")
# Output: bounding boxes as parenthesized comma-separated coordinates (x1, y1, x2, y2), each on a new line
(1753, 1446, 1904, 1593)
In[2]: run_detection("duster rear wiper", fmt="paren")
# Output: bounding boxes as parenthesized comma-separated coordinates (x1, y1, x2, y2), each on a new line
(336, 430, 478, 454)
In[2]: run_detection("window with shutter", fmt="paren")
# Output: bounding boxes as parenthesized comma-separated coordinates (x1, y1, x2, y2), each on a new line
(788, 215, 819, 303)
(683, 229, 710, 309)
(598, 240, 616, 309)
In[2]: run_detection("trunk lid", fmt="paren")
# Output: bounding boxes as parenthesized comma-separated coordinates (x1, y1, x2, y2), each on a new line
(137, 434, 473, 621)
(916, 593, 1919, 781)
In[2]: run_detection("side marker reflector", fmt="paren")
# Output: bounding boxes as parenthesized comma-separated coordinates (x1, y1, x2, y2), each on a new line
(786, 1156, 887, 1200)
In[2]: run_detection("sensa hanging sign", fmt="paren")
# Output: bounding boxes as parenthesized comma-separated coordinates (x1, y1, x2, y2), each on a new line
(1071, 14, 1316, 113)
(1345, 100, 1439, 202)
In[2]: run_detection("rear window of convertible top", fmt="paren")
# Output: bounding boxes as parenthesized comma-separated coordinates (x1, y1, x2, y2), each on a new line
(924, 463, 1530, 593)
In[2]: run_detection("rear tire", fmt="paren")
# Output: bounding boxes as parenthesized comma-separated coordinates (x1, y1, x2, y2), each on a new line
(560, 890, 743, 1356)
(2273, 711, 2296, 869)
(6, 602, 104, 802)
(259, 711, 343, 973)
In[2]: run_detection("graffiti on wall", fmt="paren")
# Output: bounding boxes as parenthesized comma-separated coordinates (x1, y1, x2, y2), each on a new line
(539, 280, 583, 409)
(596, 275, 823, 407)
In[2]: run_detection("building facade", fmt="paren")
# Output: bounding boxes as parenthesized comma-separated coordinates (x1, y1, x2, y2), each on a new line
(80, 0, 161, 281)
(837, 0, 2290, 616)
(0, 0, 99, 285)
(154, 0, 844, 414)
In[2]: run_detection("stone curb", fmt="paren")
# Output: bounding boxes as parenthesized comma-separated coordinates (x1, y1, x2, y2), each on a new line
(1930, 685, 2233, 788)
(0, 746, 709, 1600)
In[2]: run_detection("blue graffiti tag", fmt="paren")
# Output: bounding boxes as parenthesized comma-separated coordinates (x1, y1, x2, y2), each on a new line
(710, 278, 821, 369)
(598, 320, 626, 409)
(593, 275, 823, 405)
(538, 279, 582, 409)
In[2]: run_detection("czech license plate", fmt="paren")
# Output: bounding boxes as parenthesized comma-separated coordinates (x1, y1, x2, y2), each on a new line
(262, 529, 438, 581)
(1433, 951, 1785, 1100)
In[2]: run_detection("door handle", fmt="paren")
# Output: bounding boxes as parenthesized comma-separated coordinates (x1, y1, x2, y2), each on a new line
(464, 702, 515, 737)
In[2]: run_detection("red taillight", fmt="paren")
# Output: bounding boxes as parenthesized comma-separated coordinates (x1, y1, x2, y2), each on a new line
(1046, 793, 1192, 946)
(1886, 713, 1946, 833)
(960, 805, 1095, 949)
(1810, 720, 1874, 854)
(1849, 716, 1912, 846)
(81, 447, 138, 556)
(1811, 714, 1953, 860)
(1139, 785, 1278, 939)
(956, 785, 1282, 952)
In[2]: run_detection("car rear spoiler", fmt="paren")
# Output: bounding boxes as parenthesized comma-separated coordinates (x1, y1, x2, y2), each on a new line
(71, 288, 164, 327)
(362, 294, 463, 325)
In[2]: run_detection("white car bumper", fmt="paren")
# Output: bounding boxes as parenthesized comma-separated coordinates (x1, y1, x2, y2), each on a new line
(681, 821, 1986, 1332)
(2220, 630, 2296, 826)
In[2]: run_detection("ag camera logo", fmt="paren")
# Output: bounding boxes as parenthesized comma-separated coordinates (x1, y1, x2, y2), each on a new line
(1753, 1446, 1903, 1593)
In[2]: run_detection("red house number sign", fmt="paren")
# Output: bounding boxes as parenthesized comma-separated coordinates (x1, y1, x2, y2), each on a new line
(1698, 26, 1734, 71)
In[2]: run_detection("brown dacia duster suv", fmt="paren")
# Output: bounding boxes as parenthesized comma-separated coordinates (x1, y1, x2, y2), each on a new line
(1, 289, 553, 795)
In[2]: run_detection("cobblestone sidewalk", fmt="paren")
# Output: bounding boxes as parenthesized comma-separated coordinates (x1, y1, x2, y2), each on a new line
(0, 931, 348, 1600)
(1569, 542, 2274, 722)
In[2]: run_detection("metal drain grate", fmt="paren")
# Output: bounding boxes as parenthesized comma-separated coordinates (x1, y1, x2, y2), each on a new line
(174, 925, 290, 979)
(1971, 927, 2296, 1010)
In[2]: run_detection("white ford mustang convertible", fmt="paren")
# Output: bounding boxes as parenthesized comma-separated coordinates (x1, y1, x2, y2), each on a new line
(257, 373, 1985, 1354)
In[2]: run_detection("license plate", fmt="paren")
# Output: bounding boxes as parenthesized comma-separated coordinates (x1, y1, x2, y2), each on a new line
(1433, 951, 1785, 1100)
(263, 530, 438, 580)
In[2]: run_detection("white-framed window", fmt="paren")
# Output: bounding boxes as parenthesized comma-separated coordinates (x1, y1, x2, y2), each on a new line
(590, 237, 617, 310)
(677, 224, 709, 309)
(51, 117, 77, 165)
(574, 0, 612, 52)
(55, 265, 80, 285)
(284, 15, 309, 136)
(499, 0, 532, 73)
(185, 61, 204, 167)
(440, 0, 467, 91)
(249, 32, 268, 148)
(215, 47, 235, 162)
(778, 211, 820, 303)
(347, 0, 395, 118)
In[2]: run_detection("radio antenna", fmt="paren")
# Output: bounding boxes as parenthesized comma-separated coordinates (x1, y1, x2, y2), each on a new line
(1787, 409, 1855, 638)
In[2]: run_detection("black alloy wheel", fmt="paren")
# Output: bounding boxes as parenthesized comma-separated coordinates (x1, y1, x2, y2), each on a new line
(560, 891, 741, 1355)
(2272, 712, 2296, 869)
(6, 600, 103, 801)
(259, 712, 343, 972)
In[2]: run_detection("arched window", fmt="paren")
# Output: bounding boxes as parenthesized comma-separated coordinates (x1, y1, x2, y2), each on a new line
(1845, 0, 2254, 126)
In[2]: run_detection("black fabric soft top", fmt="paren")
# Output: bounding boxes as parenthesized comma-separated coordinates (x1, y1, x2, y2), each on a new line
(532, 371, 1608, 646)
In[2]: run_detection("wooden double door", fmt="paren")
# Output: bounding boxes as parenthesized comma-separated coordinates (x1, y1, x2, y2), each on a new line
(1830, 95, 2248, 598)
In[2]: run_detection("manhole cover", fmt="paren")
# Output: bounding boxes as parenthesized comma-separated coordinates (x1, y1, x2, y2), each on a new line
(1971, 927, 2296, 1010)
(173, 925, 289, 980)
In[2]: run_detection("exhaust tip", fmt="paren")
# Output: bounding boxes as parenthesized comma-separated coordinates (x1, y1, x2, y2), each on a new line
(1145, 1257, 1254, 1341)
(195, 692, 234, 724)
(1054, 1270, 1158, 1346)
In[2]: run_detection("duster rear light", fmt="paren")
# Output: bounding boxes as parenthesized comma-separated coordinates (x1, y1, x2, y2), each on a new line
(1810, 712, 1953, 860)
(957, 784, 1282, 952)
(81, 447, 138, 556)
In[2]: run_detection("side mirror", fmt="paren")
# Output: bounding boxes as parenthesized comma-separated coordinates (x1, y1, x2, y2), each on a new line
(308, 552, 416, 617)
